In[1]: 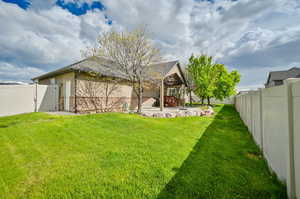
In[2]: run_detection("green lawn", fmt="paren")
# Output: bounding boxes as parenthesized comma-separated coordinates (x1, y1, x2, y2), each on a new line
(0, 105, 286, 199)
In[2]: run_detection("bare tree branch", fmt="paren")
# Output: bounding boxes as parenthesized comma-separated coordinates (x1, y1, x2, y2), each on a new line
(82, 26, 162, 113)
(77, 72, 125, 113)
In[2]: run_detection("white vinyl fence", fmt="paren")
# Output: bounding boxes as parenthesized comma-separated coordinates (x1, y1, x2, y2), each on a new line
(235, 78, 300, 199)
(0, 85, 59, 117)
(210, 96, 235, 104)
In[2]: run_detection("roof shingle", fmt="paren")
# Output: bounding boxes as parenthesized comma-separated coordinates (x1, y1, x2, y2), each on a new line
(267, 67, 300, 84)
(32, 57, 184, 84)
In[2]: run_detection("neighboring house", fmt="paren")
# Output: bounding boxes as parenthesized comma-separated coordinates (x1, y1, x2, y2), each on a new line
(32, 56, 188, 113)
(265, 67, 300, 88)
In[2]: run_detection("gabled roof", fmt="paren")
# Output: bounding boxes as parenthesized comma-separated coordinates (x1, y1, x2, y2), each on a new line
(32, 56, 187, 85)
(266, 67, 300, 85)
(148, 60, 179, 77)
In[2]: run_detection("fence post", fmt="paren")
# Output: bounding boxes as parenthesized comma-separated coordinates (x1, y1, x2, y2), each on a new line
(248, 91, 252, 133)
(259, 88, 264, 150)
(34, 83, 38, 112)
(249, 91, 254, 134)
(285, 79, 296, 199)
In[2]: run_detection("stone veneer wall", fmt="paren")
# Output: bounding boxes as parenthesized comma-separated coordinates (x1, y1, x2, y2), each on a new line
(74, 96, 157, 113)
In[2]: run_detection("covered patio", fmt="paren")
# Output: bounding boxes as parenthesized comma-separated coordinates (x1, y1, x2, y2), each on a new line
(159, 71, 187, 111)
(142, 69, 214, 117)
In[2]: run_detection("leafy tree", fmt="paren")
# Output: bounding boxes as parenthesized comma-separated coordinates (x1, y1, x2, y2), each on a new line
(187, 55, 218, 105)
(187, 55, 240, 105)
(213, 69, 240, 101)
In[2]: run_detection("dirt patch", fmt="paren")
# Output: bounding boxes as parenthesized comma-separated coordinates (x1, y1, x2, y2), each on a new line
(246, 151, 263, 160)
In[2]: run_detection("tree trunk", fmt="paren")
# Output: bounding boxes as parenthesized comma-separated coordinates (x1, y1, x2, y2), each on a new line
(137, 81, 143, 113)
(201, 97, 204, 105)
(189, 90, 192, 106)
(207, 97, 211, 106)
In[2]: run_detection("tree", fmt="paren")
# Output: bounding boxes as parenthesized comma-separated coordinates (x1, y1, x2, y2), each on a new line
(183, 68, 195, 106)
(187, 54, 240, 105)
(187, 55, 219, 105)
(213, 69, 240, 101)
(82, 27, 161, 113)
(77, 71, 124, 113)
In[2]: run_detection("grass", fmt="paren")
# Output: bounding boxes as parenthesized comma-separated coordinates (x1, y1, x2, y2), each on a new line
(0, 105, 286, 199)
(185, 102, 212, 110)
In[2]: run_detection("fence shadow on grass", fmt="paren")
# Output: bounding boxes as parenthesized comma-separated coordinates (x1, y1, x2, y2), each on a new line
(156, 105, 287, 199)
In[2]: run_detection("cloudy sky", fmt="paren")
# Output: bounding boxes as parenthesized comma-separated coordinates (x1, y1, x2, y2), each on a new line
(0, 0, 300, 90)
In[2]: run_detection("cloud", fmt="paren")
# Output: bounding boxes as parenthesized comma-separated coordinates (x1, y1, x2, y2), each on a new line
(0, 0, 300, 89)
(0, 1, 110, 82)
(0, 61, 44, 81)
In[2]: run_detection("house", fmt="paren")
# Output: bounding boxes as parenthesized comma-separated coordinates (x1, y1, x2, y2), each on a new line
(265, 67, 300, 88)
(32, 56, 188, 113)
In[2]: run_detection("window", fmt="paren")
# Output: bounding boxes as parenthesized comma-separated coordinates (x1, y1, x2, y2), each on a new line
(167, 88, 177, 96)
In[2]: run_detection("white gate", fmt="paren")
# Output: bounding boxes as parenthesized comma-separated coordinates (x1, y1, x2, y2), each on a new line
(37, 85, 59, 112)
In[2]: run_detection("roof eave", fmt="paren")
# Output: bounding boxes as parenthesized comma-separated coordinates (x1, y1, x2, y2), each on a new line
(31, 58, 89, 81)
(31, 68, 75, 81)
(176, 62, 188, 87)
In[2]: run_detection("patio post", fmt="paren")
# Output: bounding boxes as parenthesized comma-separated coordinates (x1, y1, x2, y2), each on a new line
(160, 79, 164, 111)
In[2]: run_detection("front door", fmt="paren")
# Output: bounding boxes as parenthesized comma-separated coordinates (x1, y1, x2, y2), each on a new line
(64, 80, 71, 111)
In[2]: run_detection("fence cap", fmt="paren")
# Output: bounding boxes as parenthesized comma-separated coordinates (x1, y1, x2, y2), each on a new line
(284, 78, 300, 84)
